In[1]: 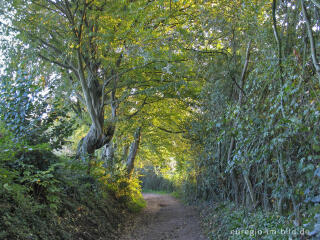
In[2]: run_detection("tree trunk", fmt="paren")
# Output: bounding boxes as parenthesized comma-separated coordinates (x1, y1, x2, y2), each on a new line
(77, 122, 115, 162)
(126, 127, 142, 176)
(243, 172, 257, 208)
(122, 144, 129, 162)
(277, 151, 300, 223)
(226, 40, 252, 204)
(227, 137, 239, 203)
(263, 157, 270, 211)
(75, 55, 116, 161)
(101, 142, 115, 168)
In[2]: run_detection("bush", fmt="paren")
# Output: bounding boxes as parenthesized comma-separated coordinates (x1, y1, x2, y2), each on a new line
(0, 125, 143, 239)
(139, 166, 175, 193)
(201, 202, 310, 240)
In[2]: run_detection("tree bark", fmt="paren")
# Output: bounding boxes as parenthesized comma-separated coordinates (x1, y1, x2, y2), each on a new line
(126, 127, 142, 176)
(101, 142, 115, 168)
(311, 0, 320, 9)
(272, 0, 284, 85)
(122, 144, 129, 162)
(263, 157, 270, 211)
(227, 40, 252, 205)
(301, 0, 320, 79)
(227, 137, 239, 203)
(77, 122, 115, 161)
(243, 172, 257, 208)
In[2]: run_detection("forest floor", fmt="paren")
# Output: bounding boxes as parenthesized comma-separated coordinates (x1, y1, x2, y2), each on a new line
(119, 193, 207, 240)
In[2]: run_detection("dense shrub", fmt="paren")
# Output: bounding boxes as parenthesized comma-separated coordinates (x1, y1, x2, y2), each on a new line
(139, 166, 175, 193)
(0, 124, 144, 240)
(201, 202, 310, 240)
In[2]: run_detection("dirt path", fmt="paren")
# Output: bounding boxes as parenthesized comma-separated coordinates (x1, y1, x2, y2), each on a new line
(119, 193, 207, 240)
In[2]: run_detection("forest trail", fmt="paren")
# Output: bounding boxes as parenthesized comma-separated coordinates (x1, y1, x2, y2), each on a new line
(119, 193, 207, 240)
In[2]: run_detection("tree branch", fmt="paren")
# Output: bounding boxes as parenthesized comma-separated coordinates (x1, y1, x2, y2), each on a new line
(75, 92, 86, 105)
(38, 53, 73, 70)
(76, 47, 101, 132)
(272, 0, 284, 85)
(154, 125, 186, 134)
(301, 0, 320, 77)
(126, 127, 142, 176)
(184, 48, 229, 57)
(229, 74, 247, 99)
(239, 40, 251, 103)
(126, 97, 148, 119)
(38, 38, 63, 55)
(311, 0, 320, 9)
(100, 60, 163, 110)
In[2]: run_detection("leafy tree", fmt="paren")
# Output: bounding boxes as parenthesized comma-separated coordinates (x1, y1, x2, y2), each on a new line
(0, 70, 75, 148)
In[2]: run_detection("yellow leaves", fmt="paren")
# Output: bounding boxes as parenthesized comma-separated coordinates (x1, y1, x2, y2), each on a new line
(70, 43, 80, 49)
(100, 15, 122, 28)
(40, 76, 46, 88)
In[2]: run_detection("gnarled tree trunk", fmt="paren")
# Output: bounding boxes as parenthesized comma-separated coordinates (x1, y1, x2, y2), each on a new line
(77, 123, 115, 160)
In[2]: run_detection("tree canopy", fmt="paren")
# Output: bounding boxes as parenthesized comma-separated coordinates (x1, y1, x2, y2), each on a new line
(2, 0, 320, 239)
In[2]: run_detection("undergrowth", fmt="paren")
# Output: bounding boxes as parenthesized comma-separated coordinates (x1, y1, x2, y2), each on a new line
(200, 202, 313, 240)
(139, 166, 175, 193)
(0, 124, 144, 240)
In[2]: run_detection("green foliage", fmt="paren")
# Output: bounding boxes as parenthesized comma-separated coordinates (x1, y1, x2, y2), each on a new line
(142, 189, 171, 194)
(165, 1, 320, 238)
(0, 124, 144, 239)
(139, 166, 176, 193)
(2, 0, 320, 238)
(201, 202, 309, 240)
(0, 70, 76, 149)
(0, 70, 47, 139)
(94, 162, 146, 213)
